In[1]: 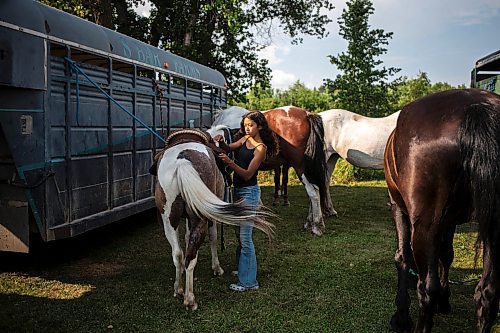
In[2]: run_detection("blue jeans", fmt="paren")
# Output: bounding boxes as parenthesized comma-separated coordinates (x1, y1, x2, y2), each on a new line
(234, 185, 260, 288)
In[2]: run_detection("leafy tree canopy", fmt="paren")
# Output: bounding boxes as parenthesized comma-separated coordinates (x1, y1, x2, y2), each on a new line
(388, 71, 463, 110)
(324, 0, 400, 117)
(39, 0, 334, 101)
(239, 80, 335, 112)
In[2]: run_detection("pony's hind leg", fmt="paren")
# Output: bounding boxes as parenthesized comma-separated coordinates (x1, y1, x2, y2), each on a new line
(389, 198, 414, 333)
(208, 221, 224, 276)
(183, 216, 208, 311)
(162, 214, 185, 298)
(475, 242, 500, 333)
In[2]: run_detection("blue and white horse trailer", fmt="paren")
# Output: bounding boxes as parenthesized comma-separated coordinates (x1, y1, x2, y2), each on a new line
(0, 0, 227, 252)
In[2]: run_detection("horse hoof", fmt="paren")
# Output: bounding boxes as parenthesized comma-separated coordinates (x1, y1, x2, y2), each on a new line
(283, 201, 290, 206)
(185, 302, 198, 311)
(389, 314, 413, 333)
(174, 288, 184, 298)
(437, 301, 451, 314)
(326, 209, 338, 217)
(184, 294, 198, 311)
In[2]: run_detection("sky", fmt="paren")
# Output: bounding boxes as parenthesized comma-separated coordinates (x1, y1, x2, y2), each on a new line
(135, 0, 500, 90)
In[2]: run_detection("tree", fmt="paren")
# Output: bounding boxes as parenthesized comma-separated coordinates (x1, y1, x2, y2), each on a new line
(39, 0, 334, 101)
(324, 0, 400, 116)
(239, 81, 335, 112)
(39, 0, 152, 43)
(389, 71, 458, 110)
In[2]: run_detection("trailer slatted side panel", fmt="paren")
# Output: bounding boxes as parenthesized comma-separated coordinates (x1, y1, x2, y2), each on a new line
(0, 0, 227, 252)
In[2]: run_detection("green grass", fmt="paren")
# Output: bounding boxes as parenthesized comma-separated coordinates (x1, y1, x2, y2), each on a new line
(0, 182, 498, 332)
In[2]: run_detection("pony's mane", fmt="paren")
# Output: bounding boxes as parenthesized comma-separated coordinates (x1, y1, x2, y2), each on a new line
(212, 107, 226, 123)
(206, 124, 230, 137)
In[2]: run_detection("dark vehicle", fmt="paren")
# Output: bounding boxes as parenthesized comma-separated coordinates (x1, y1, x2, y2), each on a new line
(471, 49, 500, 94)
(0, 0, 227, 252)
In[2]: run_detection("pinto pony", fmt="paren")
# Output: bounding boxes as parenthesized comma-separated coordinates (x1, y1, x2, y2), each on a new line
(320, 109, 400, 215)
(384, 89, 500, 332)
(153, 129, 273, 310)
(209, 106, 330, 236)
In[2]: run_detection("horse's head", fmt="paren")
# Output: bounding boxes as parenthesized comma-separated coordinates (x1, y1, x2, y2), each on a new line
(212, 106, 249, 129)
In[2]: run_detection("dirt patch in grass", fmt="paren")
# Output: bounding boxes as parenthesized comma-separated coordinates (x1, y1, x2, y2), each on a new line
(64, 260, 126, 279)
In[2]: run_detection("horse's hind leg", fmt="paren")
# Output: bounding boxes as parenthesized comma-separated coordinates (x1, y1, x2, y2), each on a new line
(324, 154, 339, 217)
(475, 242, 500, 333)
(162, 214, 185, 298)
(301, 174, 324, 236)
(282, 163, 290, 206)
(437, 225, 456, 314)
(273, 165, 282, 206)
(389, 197, 414, 333)
(412, 221, 441, 332)
(208, 221, 224, 276)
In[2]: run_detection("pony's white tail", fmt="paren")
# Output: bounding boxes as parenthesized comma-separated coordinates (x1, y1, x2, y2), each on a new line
(175, 159, 274, 238)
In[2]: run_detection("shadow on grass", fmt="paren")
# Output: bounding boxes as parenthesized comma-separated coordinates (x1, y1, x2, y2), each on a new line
(0, 184, 496, 332)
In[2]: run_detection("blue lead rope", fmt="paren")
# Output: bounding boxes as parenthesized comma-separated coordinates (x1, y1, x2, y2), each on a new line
(64, 57, 166, 144)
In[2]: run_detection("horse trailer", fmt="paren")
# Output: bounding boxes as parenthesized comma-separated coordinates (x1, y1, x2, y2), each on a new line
(471, 49, 500, 94)
(0, 0, 227, 252)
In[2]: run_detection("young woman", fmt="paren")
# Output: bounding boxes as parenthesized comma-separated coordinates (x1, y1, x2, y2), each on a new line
(215, 111, 278, 292)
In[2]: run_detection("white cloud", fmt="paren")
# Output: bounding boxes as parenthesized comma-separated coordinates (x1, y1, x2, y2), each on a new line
(271, 70, 297, 89)
(259, 45, 291, 66)
(133, 1, 152, 18)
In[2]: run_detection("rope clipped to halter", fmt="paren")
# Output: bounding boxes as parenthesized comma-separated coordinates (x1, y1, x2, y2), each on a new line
(219, 126, 236, 252)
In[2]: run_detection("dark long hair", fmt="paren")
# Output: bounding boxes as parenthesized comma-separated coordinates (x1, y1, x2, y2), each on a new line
(239, 111, 279, 157)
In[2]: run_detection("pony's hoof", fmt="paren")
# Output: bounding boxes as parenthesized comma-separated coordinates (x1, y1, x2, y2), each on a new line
(311, 227, 323, 237)
(283, 200, 290, 206)
(184, 293, 198, 311)
(212, 266, 224, 276)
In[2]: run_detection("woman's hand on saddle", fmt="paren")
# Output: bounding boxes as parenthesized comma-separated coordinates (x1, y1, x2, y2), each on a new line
(214, 135, 230, 152)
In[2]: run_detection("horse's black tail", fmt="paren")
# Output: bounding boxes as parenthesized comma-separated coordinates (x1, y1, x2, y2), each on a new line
(458, 103, 500, 255)
(304, 112, 329, 212)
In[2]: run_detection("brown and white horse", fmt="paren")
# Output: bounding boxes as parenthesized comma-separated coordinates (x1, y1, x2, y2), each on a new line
(153, 129, 273, 310)
(384, 89, 500, 332)
(208, 106, 330, 236)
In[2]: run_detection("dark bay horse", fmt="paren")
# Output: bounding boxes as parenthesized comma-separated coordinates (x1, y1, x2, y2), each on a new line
(208, 106, 331, 236)
(384, 89, 500, 332)
(153, 129, 274, 310)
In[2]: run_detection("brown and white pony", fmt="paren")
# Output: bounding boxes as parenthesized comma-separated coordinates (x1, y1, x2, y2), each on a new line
(384, 89, 500, 332)
(152, 129, 273, 310)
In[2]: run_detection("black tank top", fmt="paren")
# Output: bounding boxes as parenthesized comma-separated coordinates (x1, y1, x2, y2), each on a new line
(233, 141, 264, 188)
